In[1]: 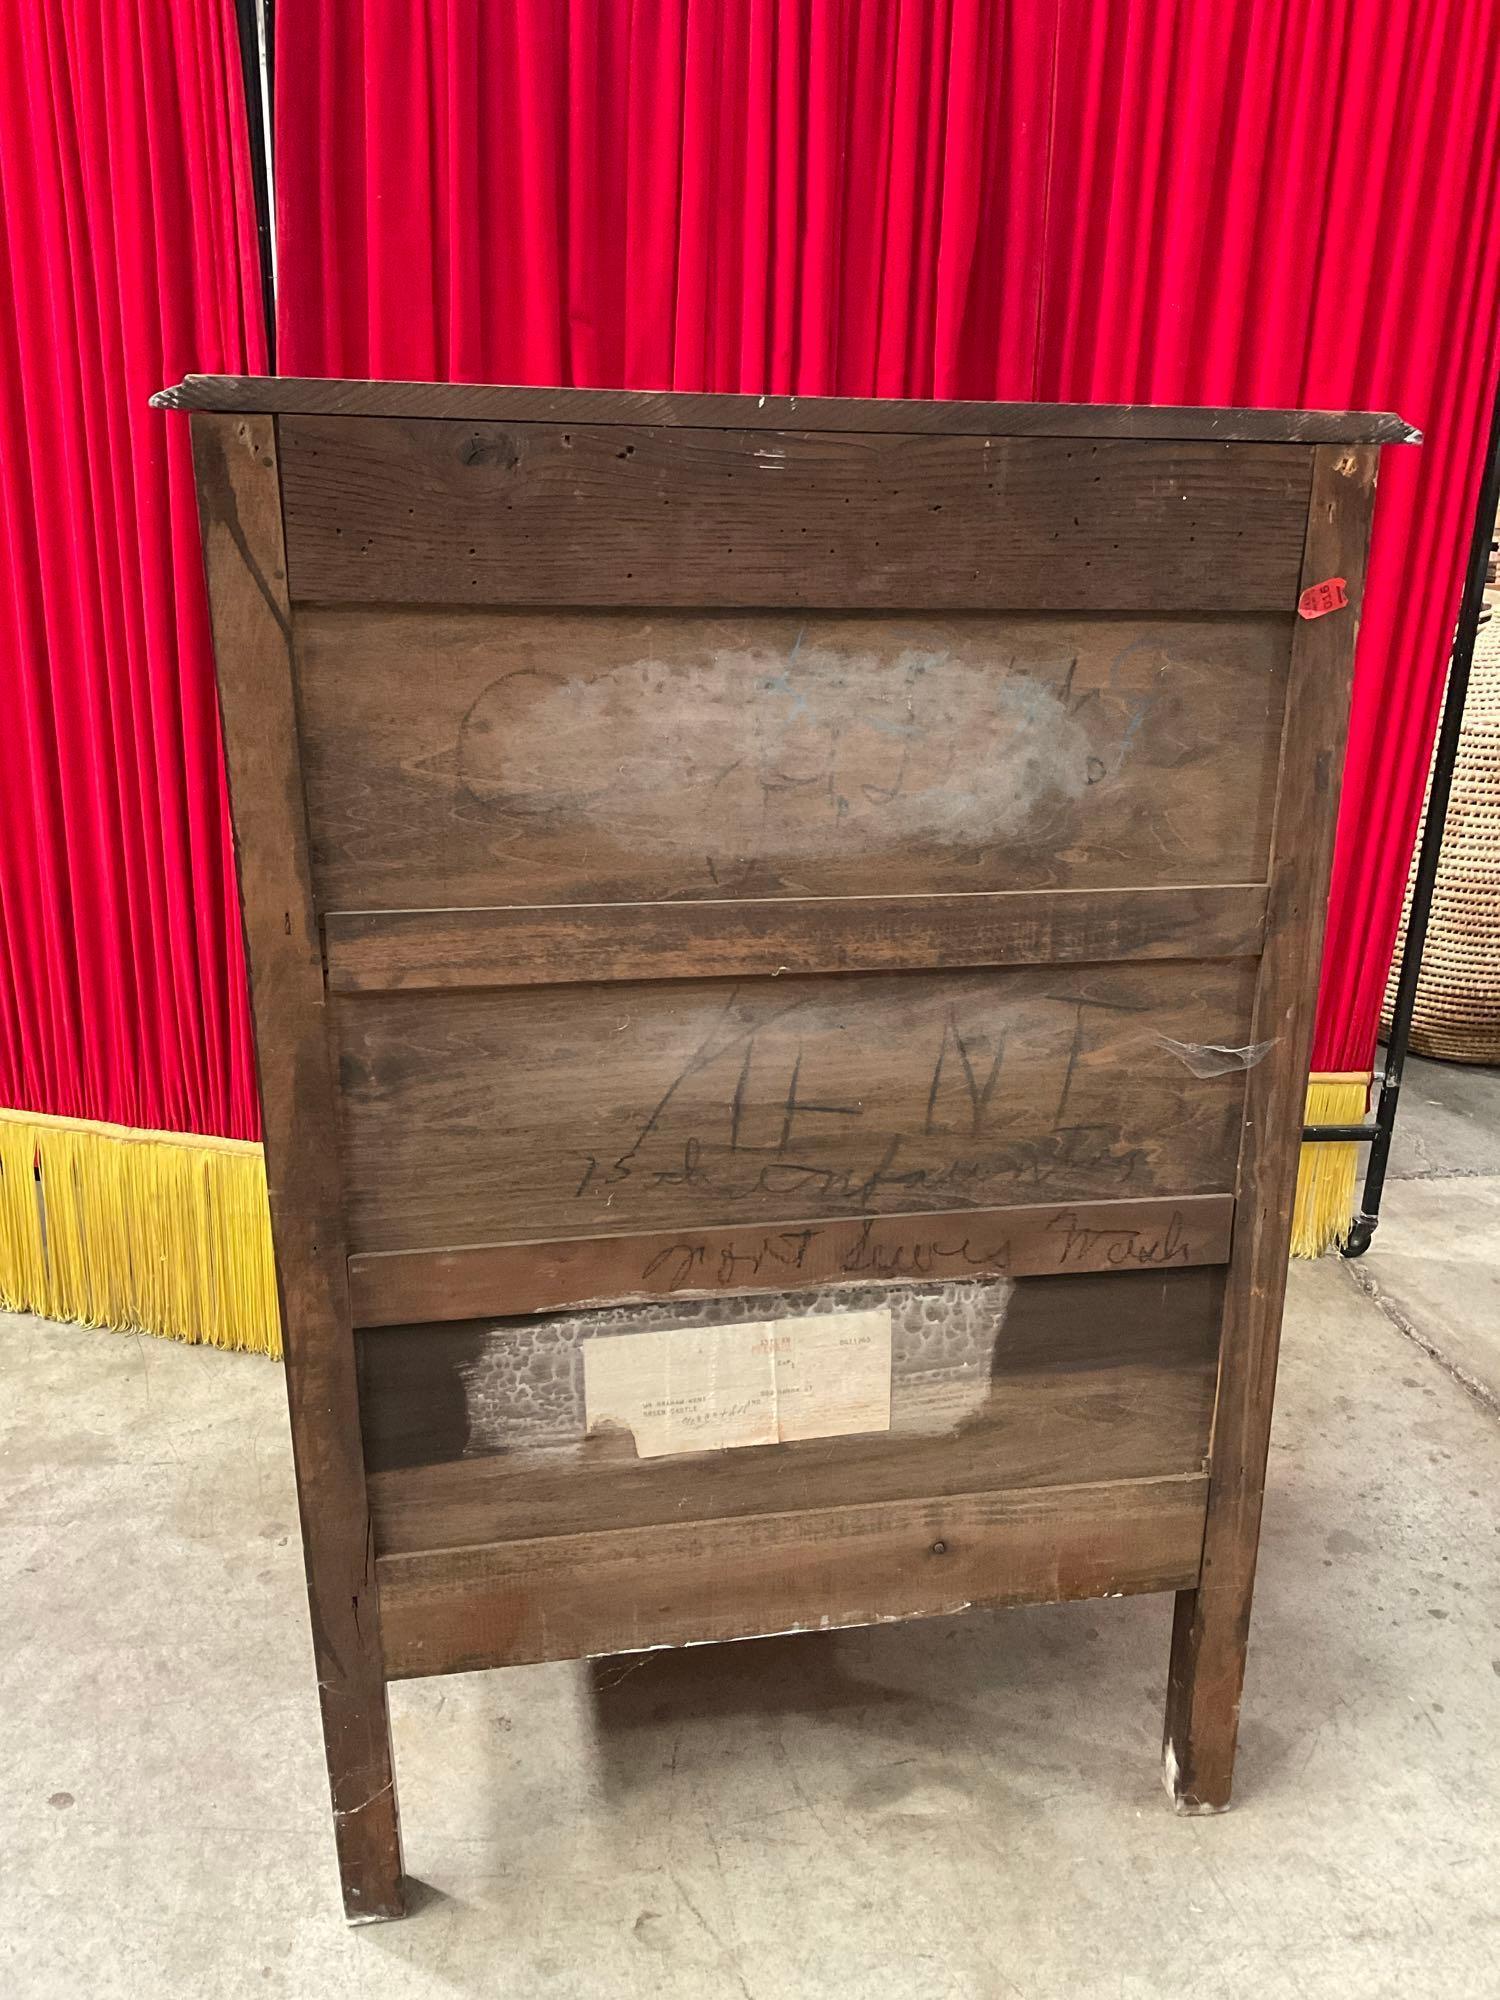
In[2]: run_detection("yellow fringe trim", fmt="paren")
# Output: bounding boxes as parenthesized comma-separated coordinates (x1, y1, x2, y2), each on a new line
(1291, 1072, 1372, 1259)
(0, 1108, 281, 1357)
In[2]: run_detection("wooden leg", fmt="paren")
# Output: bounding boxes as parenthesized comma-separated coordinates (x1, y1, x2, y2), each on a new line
(285, 1290, 406, 1922)
(1162, 443, 1382, 1816)
(285, 1288, 406, 1921)
(190, 412, 406, 1920)
(320, 1667, 405, 1921)
(1163, 1582, 1245, 1812)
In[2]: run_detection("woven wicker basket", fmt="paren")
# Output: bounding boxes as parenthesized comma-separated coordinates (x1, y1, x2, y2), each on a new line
(1381, 613, 1500, 1063)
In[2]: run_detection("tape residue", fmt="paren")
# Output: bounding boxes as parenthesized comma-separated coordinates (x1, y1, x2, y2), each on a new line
(1155, 1035, 1277, 1078)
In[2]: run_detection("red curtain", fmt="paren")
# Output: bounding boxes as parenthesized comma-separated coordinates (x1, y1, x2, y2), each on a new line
(0, 0, 266, 1139)
(6, 1, 1498, 1173)
(277, 0, 1500, 1082)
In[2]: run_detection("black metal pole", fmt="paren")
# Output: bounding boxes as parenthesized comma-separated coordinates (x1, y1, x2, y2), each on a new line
(233, 0, 276, 369)
(1330, 370, 1500, 1255)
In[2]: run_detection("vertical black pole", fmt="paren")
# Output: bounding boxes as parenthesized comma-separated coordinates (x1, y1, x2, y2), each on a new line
(1343, 369, 1500, 1255)
(234, 0, 276, 369)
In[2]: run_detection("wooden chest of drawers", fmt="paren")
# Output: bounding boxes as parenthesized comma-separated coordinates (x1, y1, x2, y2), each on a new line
(165, 374, 1410, 1919)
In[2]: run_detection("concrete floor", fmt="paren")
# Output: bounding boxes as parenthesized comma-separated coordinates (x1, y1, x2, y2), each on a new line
(1354, 1052, 1500, 1411)
(4, 1058, 1499, 1998)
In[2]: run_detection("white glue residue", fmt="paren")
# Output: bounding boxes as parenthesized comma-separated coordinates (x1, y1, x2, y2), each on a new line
(453, 631, 1128, 863)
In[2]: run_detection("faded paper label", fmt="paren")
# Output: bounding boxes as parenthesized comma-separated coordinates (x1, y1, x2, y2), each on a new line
(582, 1307, 893, 1459)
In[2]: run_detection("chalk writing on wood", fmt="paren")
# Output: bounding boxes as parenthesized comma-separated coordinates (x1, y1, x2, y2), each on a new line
(296, 609, 1289, 908)
(638, 1204, 1195, 1292)
(573, 990, 1169, 1211)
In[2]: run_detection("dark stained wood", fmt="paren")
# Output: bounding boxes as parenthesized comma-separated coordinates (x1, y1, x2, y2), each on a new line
(189, 414, 404, 1922)
(348, 1192, 1233, 1328)
(377, 1472, 1210, 1678)
(183, 379, 1403, 1896)
(294, 609, 1292, 912)
(324, 885, 1268, 994)
(155, 375, 1421, 445)
(1164, 444, 1381, 1813)
(360, 1267, 1222, 1546)
(277, 417, 1314, 611)
(388, 1475, 1206, 1678)
(333, 960, 1258, 1254)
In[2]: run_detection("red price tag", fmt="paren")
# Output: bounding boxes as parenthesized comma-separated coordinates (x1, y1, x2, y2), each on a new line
(1298, 577, 1349, 619)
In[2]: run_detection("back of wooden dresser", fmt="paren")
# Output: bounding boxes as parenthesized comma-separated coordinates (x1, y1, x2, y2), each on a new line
(178, 380, 1390, 1905)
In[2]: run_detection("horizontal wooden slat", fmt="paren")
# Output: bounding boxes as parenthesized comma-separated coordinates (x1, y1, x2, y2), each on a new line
(295, 609, 1292, 912)
(154, 375, 1420, 443)
(278, 418, 1314, 610)
(362, 1264, 1221, 1537)
(349, 1191, 1233, 1327)
(334, 961, 1256, 1253)
(325, 884, 1267, 994)
(376, 1473, 1210, 1676)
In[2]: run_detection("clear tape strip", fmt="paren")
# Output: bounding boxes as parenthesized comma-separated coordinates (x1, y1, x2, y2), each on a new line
(1155, 1036, 1277, 1078)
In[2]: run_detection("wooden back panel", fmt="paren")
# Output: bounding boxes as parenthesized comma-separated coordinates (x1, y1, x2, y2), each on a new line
(183, 382, 1388, 1698)
(277, 417, 1312, 609)
(269, 416, 1307, 1318)
(297, 608, 1289, 908)
(334, 962, 1256, 1255)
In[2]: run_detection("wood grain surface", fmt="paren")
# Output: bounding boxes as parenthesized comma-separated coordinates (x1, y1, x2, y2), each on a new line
(155, 374, 1419, 444)
(181, 375, 1398, 1897)
(347, 1190, 1233, 1327)
(189, 414, 404, 1921)
(376, 1472, 1211, 1677)
(277, 418, 1314, 611)
(333, 959, 1257, 1253)
(360, 1261, 1222, 1512)
(294, 609, 1291, 910)
(324, 885, 1268, 994)
(1164, 443, 1381, 1812)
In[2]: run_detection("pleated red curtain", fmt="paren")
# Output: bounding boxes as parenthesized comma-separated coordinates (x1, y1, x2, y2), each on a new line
(8, 3, 1496, 1344)
(276, 0, 1500, 1094)
(1035, 0, 1500, 1075)
(0, 0, 267, 1139)
(7, 0, 1498, 1319)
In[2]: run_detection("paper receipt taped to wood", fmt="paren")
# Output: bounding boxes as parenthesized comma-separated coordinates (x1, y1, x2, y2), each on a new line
(582, 1307, 893, 1459)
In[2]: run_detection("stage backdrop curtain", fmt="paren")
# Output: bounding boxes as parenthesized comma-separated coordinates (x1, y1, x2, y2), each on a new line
(0, 0, 277, 1347)
(10, 2, 1498, 1356)
(276, 0, 1500, 1254)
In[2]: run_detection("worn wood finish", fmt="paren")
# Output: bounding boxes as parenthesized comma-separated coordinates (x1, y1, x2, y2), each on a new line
(334, 960, 1257, 1253)
(189, 414, 403, 1921)
(1164, 444, 1381, 1813)
(360, 1267, 1222, 1543)
(377, 1473, 1211, 1678)
(180, 378, 1401, 1908)
(156, 375, 1421, 444)
(294, 609, 1291, 911)
(278, 418, 1313, 611)
(348, 1192, 1233, 1327)
(324, 885, 1267, 995)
